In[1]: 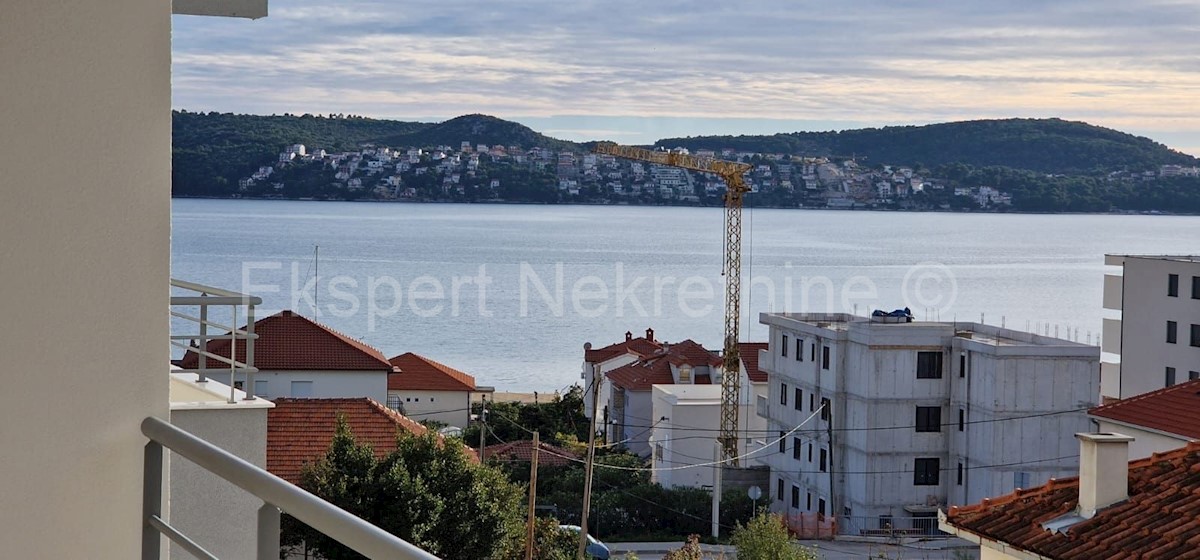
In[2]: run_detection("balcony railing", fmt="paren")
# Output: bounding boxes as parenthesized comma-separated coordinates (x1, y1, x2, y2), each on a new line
(170, 278, 260, 402)
(142, 416, 440, 560)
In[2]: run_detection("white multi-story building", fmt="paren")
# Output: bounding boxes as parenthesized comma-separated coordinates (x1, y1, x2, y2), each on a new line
(1101, 255, 1200, 400)
(759, 312, 1098, 534)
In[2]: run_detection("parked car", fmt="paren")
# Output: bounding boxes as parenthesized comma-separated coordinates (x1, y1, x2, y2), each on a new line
(557, 525, 610, 559)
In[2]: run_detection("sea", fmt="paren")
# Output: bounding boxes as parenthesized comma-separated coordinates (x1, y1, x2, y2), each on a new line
(171, 198, 1200, 391)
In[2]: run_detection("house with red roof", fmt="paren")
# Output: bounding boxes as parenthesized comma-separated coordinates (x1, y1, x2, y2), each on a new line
(581, 328, 664, 421)
(481, 440, 580, 467)
(387, 352, 492, 429)
(178, 310, 396, 403)
(266, 397, 472, 485)
(941, 433, 1200, 559)
(1088, 378, 1200, 459)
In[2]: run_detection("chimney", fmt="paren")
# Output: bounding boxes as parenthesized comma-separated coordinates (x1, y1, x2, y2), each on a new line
(625, 331, 632, 342)
(1075, 432, 1134, 518)
(646, 327, 655, 341)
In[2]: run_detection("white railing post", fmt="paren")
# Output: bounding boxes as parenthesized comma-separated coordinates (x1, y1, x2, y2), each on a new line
(142, 441, 163, 560)
(245, 303, 256, 400)
(198, 297, 208, 383)
(257, 503, 281, 560)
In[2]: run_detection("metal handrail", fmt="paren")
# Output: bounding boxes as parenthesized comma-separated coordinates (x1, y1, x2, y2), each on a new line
(170, 278, 259, 400)
(142, 416, 440, 560)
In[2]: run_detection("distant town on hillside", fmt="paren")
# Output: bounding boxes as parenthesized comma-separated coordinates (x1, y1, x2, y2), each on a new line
(173, 112, 1200, 213)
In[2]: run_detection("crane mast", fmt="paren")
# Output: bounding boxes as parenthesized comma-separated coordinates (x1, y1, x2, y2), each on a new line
(592, 143, 752, 464)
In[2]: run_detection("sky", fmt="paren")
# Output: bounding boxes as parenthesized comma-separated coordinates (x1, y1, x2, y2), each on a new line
(173, 1, 1200, 155)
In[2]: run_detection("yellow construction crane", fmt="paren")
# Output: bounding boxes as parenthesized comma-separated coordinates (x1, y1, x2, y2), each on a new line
(593, 143, 753, 464)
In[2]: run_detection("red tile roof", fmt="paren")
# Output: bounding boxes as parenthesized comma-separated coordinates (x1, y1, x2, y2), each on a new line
(584, 329, 663, 363)
(482, 440, 580, 466)
(1089, 379, 1200, 440)
(388, 352, 476, 392)
(179, 310, 395, 372)
(606, 339, 720, 391)
(267, 397, 430, 483)
(739, 342, 769, 383)
(944, 442, 1200, 559)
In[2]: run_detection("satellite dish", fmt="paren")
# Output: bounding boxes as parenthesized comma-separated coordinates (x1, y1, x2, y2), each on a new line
(747, 486, 762, 501)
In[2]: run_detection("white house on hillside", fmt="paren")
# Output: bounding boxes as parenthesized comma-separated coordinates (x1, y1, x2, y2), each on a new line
(178, 310, 396, 403)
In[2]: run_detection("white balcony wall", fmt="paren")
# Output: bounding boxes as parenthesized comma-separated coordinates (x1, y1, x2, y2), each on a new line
(0, 1, 171, 557)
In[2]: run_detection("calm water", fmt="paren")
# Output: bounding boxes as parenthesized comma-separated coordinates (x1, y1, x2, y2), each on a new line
(172, 199, 1200, 391)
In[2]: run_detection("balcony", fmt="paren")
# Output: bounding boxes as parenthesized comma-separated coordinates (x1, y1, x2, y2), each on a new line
(156, 280, 440, 559)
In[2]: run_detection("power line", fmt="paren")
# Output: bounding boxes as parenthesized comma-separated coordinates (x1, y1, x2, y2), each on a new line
(612, 406, 1091, 435)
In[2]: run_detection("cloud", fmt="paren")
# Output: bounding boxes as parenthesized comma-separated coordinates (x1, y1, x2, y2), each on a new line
(171, 0, 1200, 142)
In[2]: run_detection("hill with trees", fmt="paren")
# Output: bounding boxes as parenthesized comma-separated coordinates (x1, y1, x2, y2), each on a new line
(655, 118, 1197, 175)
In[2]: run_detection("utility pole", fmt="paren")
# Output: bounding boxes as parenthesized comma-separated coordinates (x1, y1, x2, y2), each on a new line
(578, 364, 602, 560)
(478, 397, 487, 462)
(711, 442, 723, 539)
(525, 431, 540, 560)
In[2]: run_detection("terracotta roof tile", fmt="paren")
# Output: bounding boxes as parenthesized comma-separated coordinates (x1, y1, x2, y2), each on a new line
(266, 397, 475, 484)
(180, 310, 395, 372)
(605, 339, 720, 391)
(1089, 379, 1200, 440)
(388, 352, 476, 392)
(944, 442, 1200, 559)
(739, 342, 769, 383)
(584, 329, 663, 363)
(481, 440, 580, 466)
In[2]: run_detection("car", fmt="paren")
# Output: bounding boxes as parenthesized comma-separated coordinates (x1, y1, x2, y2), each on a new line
(557, 524, 610, 559)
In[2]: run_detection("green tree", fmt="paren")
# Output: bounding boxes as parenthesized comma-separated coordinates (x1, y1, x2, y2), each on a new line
(287, 417, 525, 560)
(732, 511, 818, 560)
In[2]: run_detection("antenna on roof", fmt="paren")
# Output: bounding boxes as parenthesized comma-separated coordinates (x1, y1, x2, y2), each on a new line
(313, 245, 319, 312)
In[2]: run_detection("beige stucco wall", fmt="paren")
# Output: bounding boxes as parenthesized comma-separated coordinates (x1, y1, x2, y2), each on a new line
(0, 1, 171, 557)
(1094, 419, 1191, 459)
(171, 404, 271, 559)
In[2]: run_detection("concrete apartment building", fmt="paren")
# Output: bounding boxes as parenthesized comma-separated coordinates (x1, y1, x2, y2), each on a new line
(759, 312, 1098, 534)
(1101, 255, 1200, 400)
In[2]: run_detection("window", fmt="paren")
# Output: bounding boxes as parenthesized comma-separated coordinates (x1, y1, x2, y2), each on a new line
(254, 380, 268, 397)
(1192, 324, 1200, 347)
(1169, 273, 1179, 297)
(1193, 276, 1200, 299)
(956, 463, 963, 486)
(1191, 371, 1200, 381)
(810, 342, 816, 362)
(806, 492, 812, 510)
(916, 406, 942, 432)
(794, 388, 802, 410)
(808, 443, 813, 463)
(778, 431, 786, 453)
(654, 444, 663, 462)
(776, 478, 784, 501)
(780, 383, 788, 405)
(1167, 366, 1177, 387)
(958, 409, 965, 431)
(679, 365, 692, 383)
(233, 381, 244, 390)
(1168, 321, 1178, 344)
(791, 486, 800, 509)
(916, 351, 944, 379)
(914, 458, 940, 485)
(290, 380, 313, 398)
(819, 448, 828, 472)
(809, 393, 815, 411)
(822, 346, 831, 369)
(795, 338, 803, 361)
(793, 437, 802, 460)
(782, 334, 789, 357)
(818, 498, 826, 516)
(1014, 471, 1031, 489)
(959, 354, 966, 378)
(820, 398, 831, 421)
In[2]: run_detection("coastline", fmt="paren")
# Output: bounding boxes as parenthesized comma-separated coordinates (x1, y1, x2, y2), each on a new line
(170, 195, 1192, 217)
